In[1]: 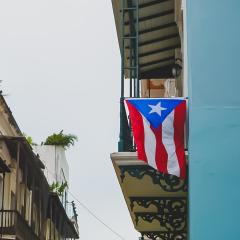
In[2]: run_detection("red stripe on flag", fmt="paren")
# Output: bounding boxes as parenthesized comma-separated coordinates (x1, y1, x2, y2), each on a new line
(126, 101, 147, 163)
(174, 101, 186, 179)
(152, 125, 168, 174)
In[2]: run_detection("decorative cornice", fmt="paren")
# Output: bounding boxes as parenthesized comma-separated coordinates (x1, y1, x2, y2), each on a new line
(119, 165, 187, 192)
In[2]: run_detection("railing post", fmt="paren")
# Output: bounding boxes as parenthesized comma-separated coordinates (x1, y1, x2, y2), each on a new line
(118, 97, 125, 152)
(119, 0, 139, 151)
(15, 142, 20, 212)
(24, 163, 28, 220)
(120, 0, 125, 100)
(119, 0, 125, 152)
(38, 188, 41, 237)
(31, 177, 35, 231)
(135, 0, 140, 98)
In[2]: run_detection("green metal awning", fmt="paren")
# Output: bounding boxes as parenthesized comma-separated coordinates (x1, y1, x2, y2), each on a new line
(112, 0, 181, 79)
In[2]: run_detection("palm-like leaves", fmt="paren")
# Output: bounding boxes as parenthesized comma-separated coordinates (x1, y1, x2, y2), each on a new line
(44, 130, 78, 149)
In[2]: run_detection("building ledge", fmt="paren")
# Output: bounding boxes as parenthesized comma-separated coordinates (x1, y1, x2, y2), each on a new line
(111, 151, 187, 235)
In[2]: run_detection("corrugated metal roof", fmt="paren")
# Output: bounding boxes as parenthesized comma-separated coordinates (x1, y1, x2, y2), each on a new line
(112, 0, 181, 79)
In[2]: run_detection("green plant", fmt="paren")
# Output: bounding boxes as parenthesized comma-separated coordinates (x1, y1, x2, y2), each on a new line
(49, 181, 68, 196)
(49, 181, 59, 192)
(58, 182, 68, 196)
(43, 130, 77, 149)
(23, 133, 37, 146)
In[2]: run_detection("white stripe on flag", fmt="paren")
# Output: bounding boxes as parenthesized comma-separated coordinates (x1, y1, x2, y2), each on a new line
(141, 114, 157, 169)
(162, 110, 180, 177)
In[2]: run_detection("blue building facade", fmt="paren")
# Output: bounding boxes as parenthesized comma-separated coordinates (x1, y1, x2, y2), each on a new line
(187, 1, 240, 239)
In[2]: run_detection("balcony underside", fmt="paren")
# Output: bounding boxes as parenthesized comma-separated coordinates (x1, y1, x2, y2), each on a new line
(111, 152, 187, 239)
(111, 0, 181, 79)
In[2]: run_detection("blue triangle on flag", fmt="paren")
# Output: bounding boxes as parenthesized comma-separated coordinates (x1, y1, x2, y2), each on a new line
(127, 98, 184, 129)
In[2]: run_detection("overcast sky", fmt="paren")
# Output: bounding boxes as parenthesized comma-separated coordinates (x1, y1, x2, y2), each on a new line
(0, 1, 139, 239)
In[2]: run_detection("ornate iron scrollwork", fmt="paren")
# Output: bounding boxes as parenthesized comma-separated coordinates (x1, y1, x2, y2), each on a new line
(119, 165, 187, 192)
(129, 197, 187, 212)
(135, 198, 187, 232)
(141, 231, 187, 240)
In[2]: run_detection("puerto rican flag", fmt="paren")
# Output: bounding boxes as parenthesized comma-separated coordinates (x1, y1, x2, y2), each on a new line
(125, 98, 186, 179)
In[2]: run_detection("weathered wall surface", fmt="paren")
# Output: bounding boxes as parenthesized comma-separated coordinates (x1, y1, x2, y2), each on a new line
(33, 145, 69, 185)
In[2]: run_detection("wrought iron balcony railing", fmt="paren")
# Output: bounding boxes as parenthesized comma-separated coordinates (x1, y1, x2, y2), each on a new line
(111, 153, 188, 240)
(118, 98, 134, 152)
(0, 210, 39, 240)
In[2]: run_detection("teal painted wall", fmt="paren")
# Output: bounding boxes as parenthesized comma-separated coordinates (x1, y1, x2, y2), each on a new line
(187, 1, 240, 239)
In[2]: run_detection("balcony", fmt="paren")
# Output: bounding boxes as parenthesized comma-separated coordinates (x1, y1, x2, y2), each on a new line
(111, 0, 187, 238)
(111, 152, 187, 240)
(47, 192, 79, 239)
(0, 210, 39, 240)
(112, 0, 182, 80)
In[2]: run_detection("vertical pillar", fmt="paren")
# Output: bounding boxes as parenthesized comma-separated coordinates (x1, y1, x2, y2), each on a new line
(31, 178, 35, 230)
(1, 173, 5, 210)
(1, 173, 5, 239)
(135, 0, 139, 98)
(53, 203, 56, 240)
(38, 188, 41, 237)
(24, 164, 28, 219)
(119, 0, 126, 152)
(49, 197, 52, 240)
(15, 142, 20, 212)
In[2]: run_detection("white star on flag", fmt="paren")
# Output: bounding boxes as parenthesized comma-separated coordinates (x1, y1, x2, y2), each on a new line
(148, 102, 167, 117)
